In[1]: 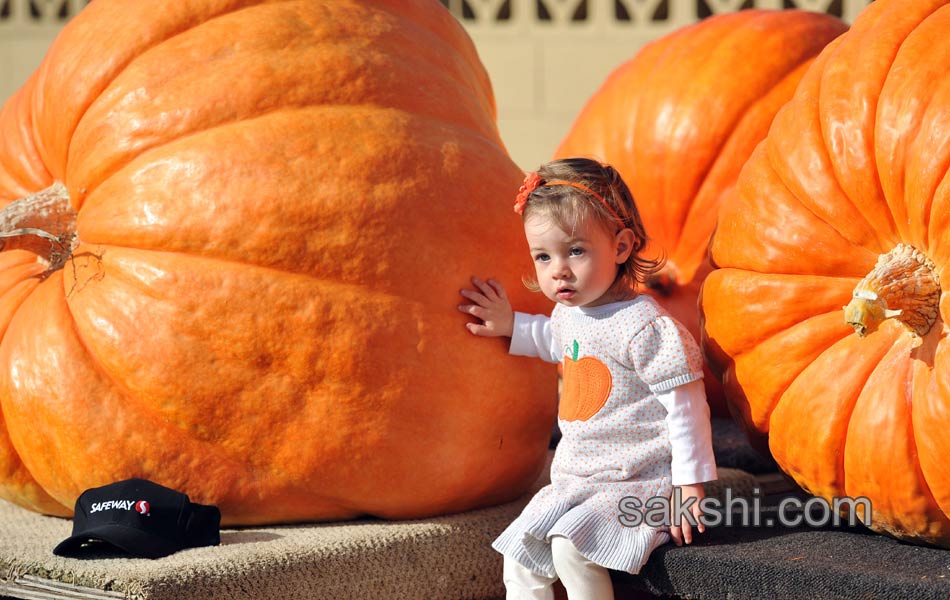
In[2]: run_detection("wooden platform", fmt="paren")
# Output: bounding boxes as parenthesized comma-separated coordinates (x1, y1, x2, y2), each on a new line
(5, 420, 947, 600)
(0, 455, 758, 600)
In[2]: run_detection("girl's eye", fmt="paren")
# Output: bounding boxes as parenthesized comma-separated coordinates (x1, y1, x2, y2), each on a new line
(534, 253, 550, 262)
(569, 247, 584, 256)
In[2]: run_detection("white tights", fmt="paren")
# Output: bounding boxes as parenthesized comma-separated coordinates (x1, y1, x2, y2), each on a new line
(502, 536, 614, 600)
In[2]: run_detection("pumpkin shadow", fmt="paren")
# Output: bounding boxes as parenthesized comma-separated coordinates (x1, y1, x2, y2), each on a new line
(219, 531, 284, 546)
(909, 322, 941, 369)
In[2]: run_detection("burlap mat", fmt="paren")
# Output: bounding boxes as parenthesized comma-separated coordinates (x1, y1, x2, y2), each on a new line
(0, 454, 757, 600)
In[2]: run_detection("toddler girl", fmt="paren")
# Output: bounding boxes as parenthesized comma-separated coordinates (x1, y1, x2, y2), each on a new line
(458, 157, 716, 600)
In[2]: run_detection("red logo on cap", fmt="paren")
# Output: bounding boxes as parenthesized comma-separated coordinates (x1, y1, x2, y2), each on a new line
(135, 500, 150, 515)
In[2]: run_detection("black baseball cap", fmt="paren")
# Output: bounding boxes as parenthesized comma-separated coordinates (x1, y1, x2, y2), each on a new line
(53, 478, 221, 559)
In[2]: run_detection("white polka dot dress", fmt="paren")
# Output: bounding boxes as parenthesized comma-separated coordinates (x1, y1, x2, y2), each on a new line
(493, 295, 706, 577)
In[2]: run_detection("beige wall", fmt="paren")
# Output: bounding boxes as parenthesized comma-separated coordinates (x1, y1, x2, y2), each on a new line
(1, 0, 89, 104)
(1, 0, 871, 170)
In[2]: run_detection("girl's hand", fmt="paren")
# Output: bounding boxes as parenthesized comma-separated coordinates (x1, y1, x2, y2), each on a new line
(458, 277, 514, 337)
(670, 483, 706, 546)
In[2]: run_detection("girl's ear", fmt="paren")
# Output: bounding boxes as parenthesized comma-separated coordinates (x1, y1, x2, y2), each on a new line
(614, 228, 636, 264)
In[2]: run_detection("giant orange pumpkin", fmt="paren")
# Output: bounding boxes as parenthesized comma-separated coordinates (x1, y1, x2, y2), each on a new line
(0, 0, 556, 525)
(701, 0, 950, 546)
(555, 10, 847, 416)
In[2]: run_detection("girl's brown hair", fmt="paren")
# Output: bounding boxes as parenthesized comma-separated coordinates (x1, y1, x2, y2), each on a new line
(520, 157, 664, 295)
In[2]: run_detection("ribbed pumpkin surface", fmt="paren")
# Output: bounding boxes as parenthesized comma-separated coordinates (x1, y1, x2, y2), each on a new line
(0, 0, 555, 525)
(701, 0, 950, 546)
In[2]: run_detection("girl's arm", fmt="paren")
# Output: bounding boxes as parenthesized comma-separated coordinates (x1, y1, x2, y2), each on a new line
(655, 379, 717, 547)
(458, 277, 559, 363)
(628, 317, 715, 545)
(655, 379, 717, 485)
(509, 312, 559, 363)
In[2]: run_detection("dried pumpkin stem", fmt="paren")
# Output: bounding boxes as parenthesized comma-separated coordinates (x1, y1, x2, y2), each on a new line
(843, 244, 940, 337)
(0, 182, 78, 272)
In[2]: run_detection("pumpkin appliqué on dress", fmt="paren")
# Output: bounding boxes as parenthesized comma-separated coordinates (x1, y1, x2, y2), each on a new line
(559, 339, 612, 421)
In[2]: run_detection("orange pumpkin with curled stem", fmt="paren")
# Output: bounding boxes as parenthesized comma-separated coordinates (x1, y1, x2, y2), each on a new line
(555, 9, 848, 417)
(701, 0, 950, 546)
(0, 0, 555, 525)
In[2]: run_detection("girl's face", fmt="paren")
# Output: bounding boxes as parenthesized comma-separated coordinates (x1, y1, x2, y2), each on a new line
(524, 213, 634, 308)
